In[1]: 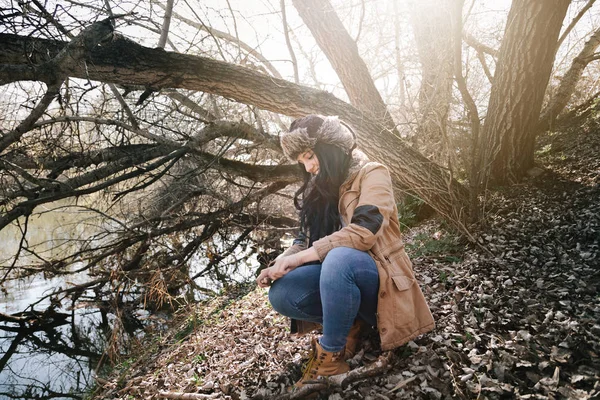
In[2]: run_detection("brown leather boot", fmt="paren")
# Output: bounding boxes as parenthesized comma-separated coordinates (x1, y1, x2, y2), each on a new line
(344, 319, 365, 360)
(294, 338, 350, 389)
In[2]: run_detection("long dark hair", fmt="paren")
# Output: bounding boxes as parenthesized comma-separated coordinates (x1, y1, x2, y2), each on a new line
(291, 119, 352, 245)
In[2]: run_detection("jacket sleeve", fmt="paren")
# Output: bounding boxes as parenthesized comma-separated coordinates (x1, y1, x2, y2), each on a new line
(312, 163, 396, 261)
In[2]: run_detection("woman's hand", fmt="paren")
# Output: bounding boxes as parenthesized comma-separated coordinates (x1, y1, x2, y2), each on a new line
(256, 267, 273, 288)
(270, 254, 301, 279)
(256, 247, 319, 288)
(256, 254, 302, 288)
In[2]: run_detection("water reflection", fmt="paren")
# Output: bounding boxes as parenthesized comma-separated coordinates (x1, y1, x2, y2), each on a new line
(0, 201, 106, 399)
(0, 268, 107, 399)
(0, 200, 263, 399)
(0, 311, 101, 399)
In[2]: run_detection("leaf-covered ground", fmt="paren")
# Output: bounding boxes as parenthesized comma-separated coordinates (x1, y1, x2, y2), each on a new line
(91, 124, 599, 399)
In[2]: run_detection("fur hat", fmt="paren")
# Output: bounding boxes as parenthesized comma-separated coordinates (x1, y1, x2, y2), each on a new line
(280, 115, 356, 161)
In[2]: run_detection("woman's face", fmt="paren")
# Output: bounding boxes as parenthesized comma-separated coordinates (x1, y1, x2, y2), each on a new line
(297, 150, 320, 176)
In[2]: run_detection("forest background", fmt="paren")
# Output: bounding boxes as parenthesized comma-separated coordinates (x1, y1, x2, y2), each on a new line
(0, 0, 599, 399)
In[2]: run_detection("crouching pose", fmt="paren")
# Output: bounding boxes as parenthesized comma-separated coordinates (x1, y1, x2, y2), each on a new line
(257, 115, 434, 388)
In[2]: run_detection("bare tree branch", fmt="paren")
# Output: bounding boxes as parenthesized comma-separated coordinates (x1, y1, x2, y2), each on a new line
(0, 81, 63, 153)
(157, 0, 175, 49)
(557, 0, 596, 49)
(155, 0, 283, 79)
(0, 147, 188, 231)
(281, 0, 299, 84)
(475, 51, 494, 83)
(163, 90, 218, 122)
(539, 26, 600, 131)
(393, 0, 407, 108)
(463, 32, 498, 57)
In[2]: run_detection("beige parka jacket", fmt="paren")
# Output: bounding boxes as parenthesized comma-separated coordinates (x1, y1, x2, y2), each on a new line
(284, 151, 435, 351)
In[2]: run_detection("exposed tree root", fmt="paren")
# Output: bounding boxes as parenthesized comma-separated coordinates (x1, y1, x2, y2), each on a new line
(157, 392, 222, 399)
(258, 352, 393, 399)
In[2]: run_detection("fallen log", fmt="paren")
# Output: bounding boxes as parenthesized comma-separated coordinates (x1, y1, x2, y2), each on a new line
(0, 309, 70, 326)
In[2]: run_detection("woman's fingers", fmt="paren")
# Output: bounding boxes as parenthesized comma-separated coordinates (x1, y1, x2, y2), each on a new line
(271, 267, 282, 279)
(272, 255, 299, 277)
(256, 265, 285, 287)
(269, 261, 283, 279)
(271, 262, 289, 279)
(257, 256, 297, 287)
(256, 269, 271, 287)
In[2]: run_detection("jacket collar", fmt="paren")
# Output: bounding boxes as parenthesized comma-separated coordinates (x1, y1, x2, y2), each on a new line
(305, 149, 369, 191)
(341, 149, 369, 189)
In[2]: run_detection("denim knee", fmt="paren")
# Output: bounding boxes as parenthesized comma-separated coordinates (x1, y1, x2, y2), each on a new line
(267, 266, 323, 322)
(268, 279, 288, 316)
(321, 247, 362, 284)
(319, 246, 379, 328)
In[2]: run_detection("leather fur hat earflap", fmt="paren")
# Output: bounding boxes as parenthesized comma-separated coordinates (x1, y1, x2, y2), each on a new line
(280, 115, 356, 161)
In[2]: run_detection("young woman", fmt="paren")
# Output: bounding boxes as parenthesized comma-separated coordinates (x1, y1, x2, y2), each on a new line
(257, 115, 434, 388)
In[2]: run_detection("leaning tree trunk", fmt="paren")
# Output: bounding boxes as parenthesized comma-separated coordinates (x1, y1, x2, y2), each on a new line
(478, 0, 570, 185)
(291, 0, 396, 132)
(539, 26, 600, 132)
(407, 0, 454, 162)
(0, 33, 469, 229)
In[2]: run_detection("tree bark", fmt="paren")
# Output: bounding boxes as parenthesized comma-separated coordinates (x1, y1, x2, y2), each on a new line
(0, 33, 469, 227)
(291, 0, 396, 131)
(478, 0, 570, 185)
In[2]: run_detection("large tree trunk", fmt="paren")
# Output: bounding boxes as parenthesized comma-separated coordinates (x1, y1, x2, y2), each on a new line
(478, 0, 570, 185)
(407, 0, 454, 161)
(0, 33, 469, 228)
(291, 0, 396, 131)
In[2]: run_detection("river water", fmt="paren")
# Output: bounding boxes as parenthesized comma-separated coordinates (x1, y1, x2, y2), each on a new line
(0, 201, 108, 398)
(0, 201, 260, 399)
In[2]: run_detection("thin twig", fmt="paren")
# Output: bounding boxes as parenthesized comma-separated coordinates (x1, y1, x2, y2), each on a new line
(281, 0, 299, 83)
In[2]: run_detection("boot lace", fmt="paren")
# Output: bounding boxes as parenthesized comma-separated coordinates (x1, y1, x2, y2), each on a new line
(300, 342, 321, 380)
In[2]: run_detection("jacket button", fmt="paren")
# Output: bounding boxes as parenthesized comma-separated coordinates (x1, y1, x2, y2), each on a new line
(380, 291, 387, 298)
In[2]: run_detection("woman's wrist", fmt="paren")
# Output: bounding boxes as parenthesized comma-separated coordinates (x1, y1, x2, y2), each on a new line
(295, 247, 319, 265)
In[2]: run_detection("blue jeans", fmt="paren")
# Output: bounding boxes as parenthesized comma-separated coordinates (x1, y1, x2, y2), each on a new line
(268, 247, 379, 352)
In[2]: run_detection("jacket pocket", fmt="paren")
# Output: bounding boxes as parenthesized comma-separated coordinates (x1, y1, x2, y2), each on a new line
(390, 274, 416, 325)
(392, 275, 414, 291)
